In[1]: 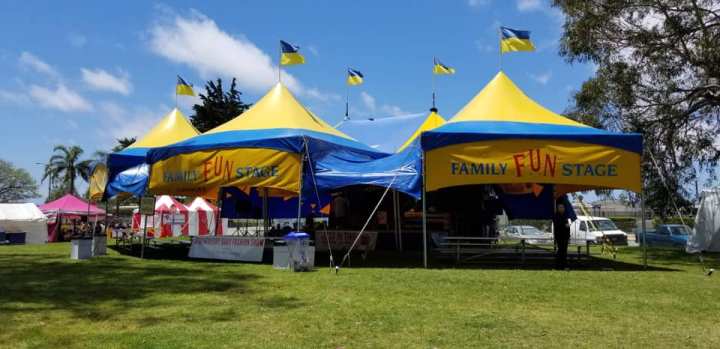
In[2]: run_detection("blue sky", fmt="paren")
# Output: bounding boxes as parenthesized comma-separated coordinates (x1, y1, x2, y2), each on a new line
(0, 0, 599, 201)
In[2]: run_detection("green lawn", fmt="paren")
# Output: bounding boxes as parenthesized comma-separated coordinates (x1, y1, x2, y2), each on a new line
(1, 243, 719, 349)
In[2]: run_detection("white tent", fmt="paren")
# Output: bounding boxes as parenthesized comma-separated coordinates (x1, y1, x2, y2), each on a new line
(0, 203, 48, 244)
(687, 188, 720, 253)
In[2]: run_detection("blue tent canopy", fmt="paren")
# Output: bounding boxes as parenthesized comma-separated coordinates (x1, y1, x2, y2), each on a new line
(310, 140, 423, 199)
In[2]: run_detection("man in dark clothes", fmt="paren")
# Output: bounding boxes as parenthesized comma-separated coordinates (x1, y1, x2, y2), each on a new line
(552, 200, 571, 270)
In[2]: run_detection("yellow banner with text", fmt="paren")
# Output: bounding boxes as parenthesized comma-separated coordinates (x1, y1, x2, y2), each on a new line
(149, 148, 301, 196)
(426, 139, 641, 193)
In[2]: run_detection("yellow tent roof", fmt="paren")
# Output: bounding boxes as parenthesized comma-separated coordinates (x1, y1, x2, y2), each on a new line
(396, 110, 446, 152)
(449, 71, 588, 127)
(205, 83, 353, 139)
(129, 108, 200, 148)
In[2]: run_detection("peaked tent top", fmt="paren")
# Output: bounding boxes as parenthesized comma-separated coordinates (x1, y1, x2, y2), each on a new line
(397, 111, 446, 152)
(448, 71, 588, 127)
(128, 108, 200, 149)
(423, 71, 642, 154)
(148, 83, 384, 163)
(206, 83, 353, 140)
(39, 194, 105, 215)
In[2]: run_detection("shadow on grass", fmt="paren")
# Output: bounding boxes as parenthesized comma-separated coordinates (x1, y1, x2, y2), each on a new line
(107, 241, 693, 272)
(621, 247, 720, 269)
(327, 249, 681, 271)
(0, 246, 263, 323)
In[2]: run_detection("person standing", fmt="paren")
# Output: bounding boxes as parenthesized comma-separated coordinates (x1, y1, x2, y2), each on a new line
(552, 200, 571, 270)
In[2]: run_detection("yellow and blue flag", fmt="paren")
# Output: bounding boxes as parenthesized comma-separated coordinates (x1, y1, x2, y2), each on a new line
(433, 58, 455, 75)
(500, 27, 535, 53)
(347, 68, 364, 86)
(280, 40, 305, 65)
(176, 75, 195, 96)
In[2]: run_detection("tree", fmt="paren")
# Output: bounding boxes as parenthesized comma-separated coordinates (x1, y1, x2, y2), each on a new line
(112, 137, 136, 152)
(0, 159, 39, 202)
(190, 78, 251, 132)
(553, 0, 720, 217)
(43, 145, 93, 196)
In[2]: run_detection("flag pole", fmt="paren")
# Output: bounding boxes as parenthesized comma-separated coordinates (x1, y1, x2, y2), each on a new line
(432, 57, 436, 110)
(345, 68, 350, 121)
(278, 41, 282, 83)
(498, 27, 503, 71)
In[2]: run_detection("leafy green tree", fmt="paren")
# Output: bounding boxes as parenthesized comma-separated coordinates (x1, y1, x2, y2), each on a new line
(0, 159, 39, 202)
(190, 78, 251, 132)
(553, 0, 720, 216)
(112, 137, 136, 152)
(43, 145, 93, 196)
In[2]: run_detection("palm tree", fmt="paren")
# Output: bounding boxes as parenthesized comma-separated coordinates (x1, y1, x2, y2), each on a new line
(112, 137, 136, 152)
(44, 145, 93, 196)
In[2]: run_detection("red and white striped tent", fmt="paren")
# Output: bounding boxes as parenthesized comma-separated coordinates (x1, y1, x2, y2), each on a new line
(187, 197, 225, 236)
(132, 195, 188, 237)
(132, 195, 224, 237)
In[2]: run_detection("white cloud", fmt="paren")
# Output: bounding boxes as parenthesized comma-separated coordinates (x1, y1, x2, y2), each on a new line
(0, 89, 30, 105)
(380, 104, 408, 117)
(97, 101, 169, 142)
(530, 71, 552, 85)
(81, 68, 132, 95)
(354, 91, 412, 118)
(307, 45, 319, 56)
(28, 84, 93, 112)
(68, 33, 87, 48)
(468, 0, 491, 7)
(360, 91, 376, 111)
(148, 10, 300, 94)
(304, 87, 340, 103)
(475, 40, 497, 53)
(18, 52, 58, 78)
(517, 0, 542, 11)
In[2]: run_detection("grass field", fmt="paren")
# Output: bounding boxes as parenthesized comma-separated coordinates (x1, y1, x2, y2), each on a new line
(1, 242, 719, 348)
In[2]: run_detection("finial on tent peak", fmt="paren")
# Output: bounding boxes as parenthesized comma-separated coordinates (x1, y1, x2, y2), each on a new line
(430, 107, 438, 113)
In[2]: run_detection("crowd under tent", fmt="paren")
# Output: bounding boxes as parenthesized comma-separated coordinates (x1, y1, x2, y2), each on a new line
(0, 203, 48, 244)
(418, 71, 643, 266)
(94, 108, 200, 199)
(39, 194, 106, 242)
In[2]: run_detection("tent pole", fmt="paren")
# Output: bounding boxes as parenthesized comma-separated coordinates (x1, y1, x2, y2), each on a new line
(422, 153, 428, 268)
(296, 138, 307, 231)
(398, 192, 403, 252)
(393, 190, 399, 250)
(263, 188, 269, 237)
(641, 189, 647, 269)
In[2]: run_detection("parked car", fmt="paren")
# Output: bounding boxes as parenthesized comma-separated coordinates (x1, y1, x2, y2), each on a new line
(503, 225, 553, 244)
(570, 216, 628, 245)
(636, 224, 690, 248)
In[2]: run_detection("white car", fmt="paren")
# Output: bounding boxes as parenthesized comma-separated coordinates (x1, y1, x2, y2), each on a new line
(570, 216, 628, 245)
(503, 225, 553, 245)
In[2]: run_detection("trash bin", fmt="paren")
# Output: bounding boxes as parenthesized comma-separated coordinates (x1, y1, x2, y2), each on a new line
(283, 231, 314, 272)
(71, 239, 93, 260)
(92, 236, 107, 256)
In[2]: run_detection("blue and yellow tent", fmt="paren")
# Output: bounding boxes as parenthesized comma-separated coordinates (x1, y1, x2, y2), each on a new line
(102, 108, 200, 198)
(421, 72, 643, 194)
(146, 83, 386, 198)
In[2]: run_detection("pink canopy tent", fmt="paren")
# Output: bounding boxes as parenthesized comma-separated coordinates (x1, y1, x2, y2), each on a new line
(39, 194, 106, 242)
